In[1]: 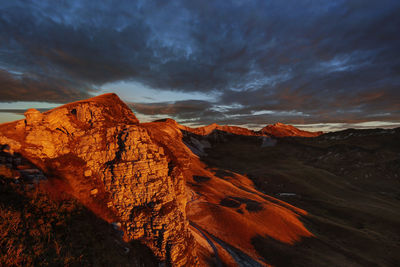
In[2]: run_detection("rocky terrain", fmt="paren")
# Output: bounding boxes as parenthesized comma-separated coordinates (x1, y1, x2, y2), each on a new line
(1, 93, 398, 266)
(0, 94, 197, 266)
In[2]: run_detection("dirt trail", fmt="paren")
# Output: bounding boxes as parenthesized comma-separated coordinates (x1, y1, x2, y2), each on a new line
(190, 222, 222, 267)
(208, 232, 264, 267)
(190, 221, 265, 267)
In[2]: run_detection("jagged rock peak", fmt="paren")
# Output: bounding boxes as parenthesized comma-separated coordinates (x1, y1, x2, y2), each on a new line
(48, 93, 139, 125)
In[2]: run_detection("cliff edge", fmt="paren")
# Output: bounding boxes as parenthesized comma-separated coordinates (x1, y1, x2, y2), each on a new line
(0, 93, 197, 266)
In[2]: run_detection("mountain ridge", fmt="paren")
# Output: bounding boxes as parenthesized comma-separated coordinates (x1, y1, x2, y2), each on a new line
(1, 93, 399, 266)
(0, 93, 315, 266)
(155, 117, 323, 138)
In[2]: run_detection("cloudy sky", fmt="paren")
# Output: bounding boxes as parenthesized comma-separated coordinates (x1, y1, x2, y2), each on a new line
(0, 0, 399, 131)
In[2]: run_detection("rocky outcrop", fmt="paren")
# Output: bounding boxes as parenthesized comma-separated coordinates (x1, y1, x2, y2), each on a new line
(24, 108, 43, 126)
(0, 93, 197, 266)
(260, 122, 323, 137)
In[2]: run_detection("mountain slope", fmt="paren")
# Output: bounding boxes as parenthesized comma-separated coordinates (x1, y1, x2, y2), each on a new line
(0, 160, 157, 266)
(144, 120, 313, 266)
(200, 128, 400, 266)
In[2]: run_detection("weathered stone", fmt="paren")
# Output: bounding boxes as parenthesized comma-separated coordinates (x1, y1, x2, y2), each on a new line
(24, 108, 43, 126)
(90, 188, 98, 195)
(15, 120, 25, 130)
(112, 222, 122, 230)
(0, 93, 197, 266)
(0, 136, 21, 155)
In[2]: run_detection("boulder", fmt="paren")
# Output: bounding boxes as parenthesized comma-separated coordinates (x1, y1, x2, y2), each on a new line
(90, 188, 98, 195)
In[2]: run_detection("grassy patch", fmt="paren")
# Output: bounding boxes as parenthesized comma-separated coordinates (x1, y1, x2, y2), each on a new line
(0, 177, 157, 266)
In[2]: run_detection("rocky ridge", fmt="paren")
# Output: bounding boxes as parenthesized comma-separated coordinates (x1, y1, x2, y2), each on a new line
(0, 93, 197, 266)
(157, 119, 323, 138)
(156, 118, 261, 136)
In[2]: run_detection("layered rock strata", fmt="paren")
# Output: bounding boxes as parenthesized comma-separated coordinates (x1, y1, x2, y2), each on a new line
(0, 93, 197, 266)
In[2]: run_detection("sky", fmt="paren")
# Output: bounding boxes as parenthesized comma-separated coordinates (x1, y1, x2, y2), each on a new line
(0, 0, 399, 132)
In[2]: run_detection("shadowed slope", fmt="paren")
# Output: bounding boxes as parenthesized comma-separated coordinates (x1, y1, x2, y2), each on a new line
(202, 130, 400, 266)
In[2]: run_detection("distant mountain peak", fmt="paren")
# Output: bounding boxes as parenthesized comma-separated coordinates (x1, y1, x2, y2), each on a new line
(261, 122, 323, 137)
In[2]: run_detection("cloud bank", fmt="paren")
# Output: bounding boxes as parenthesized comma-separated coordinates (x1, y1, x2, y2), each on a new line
(0, 0, 399, 127)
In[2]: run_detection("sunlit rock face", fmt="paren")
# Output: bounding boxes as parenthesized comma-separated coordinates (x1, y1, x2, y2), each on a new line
(24, 108, 43, 126)
(0, 93, 197, 266)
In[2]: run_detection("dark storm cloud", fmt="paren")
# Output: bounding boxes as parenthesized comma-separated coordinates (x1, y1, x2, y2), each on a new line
(0, 0, 399, 124)
(0, 69, 92, 103)
(129, 100, 218, 121)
